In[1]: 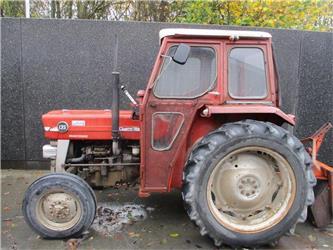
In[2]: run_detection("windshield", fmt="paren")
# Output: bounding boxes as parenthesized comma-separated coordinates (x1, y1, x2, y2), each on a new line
(154, 45, 217, 98)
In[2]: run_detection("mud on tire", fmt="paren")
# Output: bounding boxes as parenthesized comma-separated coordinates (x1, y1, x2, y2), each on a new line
(182, 120, 315, 247)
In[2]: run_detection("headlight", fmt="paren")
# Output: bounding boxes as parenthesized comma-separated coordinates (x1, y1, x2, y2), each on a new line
(43, 144, 57, 159)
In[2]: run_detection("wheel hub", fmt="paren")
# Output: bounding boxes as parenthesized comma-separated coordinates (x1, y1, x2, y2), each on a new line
(207, 147, 296, 233)
(43, 193, 77, 223)
(238, 175, 260, 199)
(212, 152, 280, 212)
(36, 191, 81, 231)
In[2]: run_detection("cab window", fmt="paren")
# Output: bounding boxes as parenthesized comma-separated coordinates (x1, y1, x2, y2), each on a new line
(228, 48, 267, 99)
(154, 46, 216, 98)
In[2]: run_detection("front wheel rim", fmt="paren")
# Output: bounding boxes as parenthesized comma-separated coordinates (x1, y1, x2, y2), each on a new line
(36, 190, 82, 231)
(207, 146, 296, 234)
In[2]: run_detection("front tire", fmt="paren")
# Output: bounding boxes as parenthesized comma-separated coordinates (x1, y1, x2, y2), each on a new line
(182, 120, 315, 247)
(23, 173, 96, 239)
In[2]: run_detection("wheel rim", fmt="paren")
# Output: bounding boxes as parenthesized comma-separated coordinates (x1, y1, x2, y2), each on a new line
(36, 190, 82, 231)
(207, 146, 296, 233)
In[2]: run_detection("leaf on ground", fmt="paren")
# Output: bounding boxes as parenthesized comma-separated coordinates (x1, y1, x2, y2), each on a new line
(4, 192, 10, 195)
(308, 234, 316, 242)
(3, 207, 10, 212)
(66, 239, 79, 250)
(160, 238, 167, 244)
(128, 232, 140, 238)
(323, 231, 333, 237)
(169, 232, 180, 238)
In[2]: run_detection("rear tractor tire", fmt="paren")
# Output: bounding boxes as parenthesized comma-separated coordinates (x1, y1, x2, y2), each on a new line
(23, 173, 96, 239)
(182, 120, 316, 247)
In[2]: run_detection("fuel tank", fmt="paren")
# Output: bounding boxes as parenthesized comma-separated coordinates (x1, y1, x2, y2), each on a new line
(42, 110, 140, 140)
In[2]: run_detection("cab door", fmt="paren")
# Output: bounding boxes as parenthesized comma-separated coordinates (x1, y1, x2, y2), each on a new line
(140, 42, 219, 193)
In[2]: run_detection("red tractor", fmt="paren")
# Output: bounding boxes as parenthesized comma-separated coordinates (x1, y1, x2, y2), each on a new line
(22, 28, 332, 247)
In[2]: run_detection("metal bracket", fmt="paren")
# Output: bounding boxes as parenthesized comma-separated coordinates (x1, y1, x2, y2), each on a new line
(55, 140, 70, 172)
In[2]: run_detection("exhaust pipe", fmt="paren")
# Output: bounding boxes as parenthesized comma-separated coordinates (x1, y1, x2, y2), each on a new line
(112, 71, 120, 155)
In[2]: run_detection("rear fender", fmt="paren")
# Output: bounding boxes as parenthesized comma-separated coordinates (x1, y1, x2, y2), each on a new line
(204, 105, 295, 126)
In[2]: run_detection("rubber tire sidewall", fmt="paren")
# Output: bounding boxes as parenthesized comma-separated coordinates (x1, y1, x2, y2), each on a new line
(194, 136, 307, 247)
(22, 173, 96, 239)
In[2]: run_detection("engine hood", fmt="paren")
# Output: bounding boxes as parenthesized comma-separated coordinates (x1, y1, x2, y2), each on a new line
(42, 109, 140, 140)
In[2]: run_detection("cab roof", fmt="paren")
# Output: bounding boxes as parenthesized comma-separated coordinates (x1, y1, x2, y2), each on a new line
(159, 28, 272, 41)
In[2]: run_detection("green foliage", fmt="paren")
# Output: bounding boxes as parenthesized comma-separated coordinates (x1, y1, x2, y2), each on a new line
(172, 0, 333, 31)
(1, 0, 332, 32)
(1, 0, 25, 17)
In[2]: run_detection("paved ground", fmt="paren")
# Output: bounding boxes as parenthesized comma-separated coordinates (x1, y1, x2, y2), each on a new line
(1, 169, 333, 250)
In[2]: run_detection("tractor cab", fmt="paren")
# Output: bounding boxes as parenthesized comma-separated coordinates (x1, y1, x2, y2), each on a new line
(139, 28, 295, 194)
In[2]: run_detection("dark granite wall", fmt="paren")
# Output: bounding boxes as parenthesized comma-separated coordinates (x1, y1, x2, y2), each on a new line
(1, 19, 26, 161)
(1, 18, 332, 167)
